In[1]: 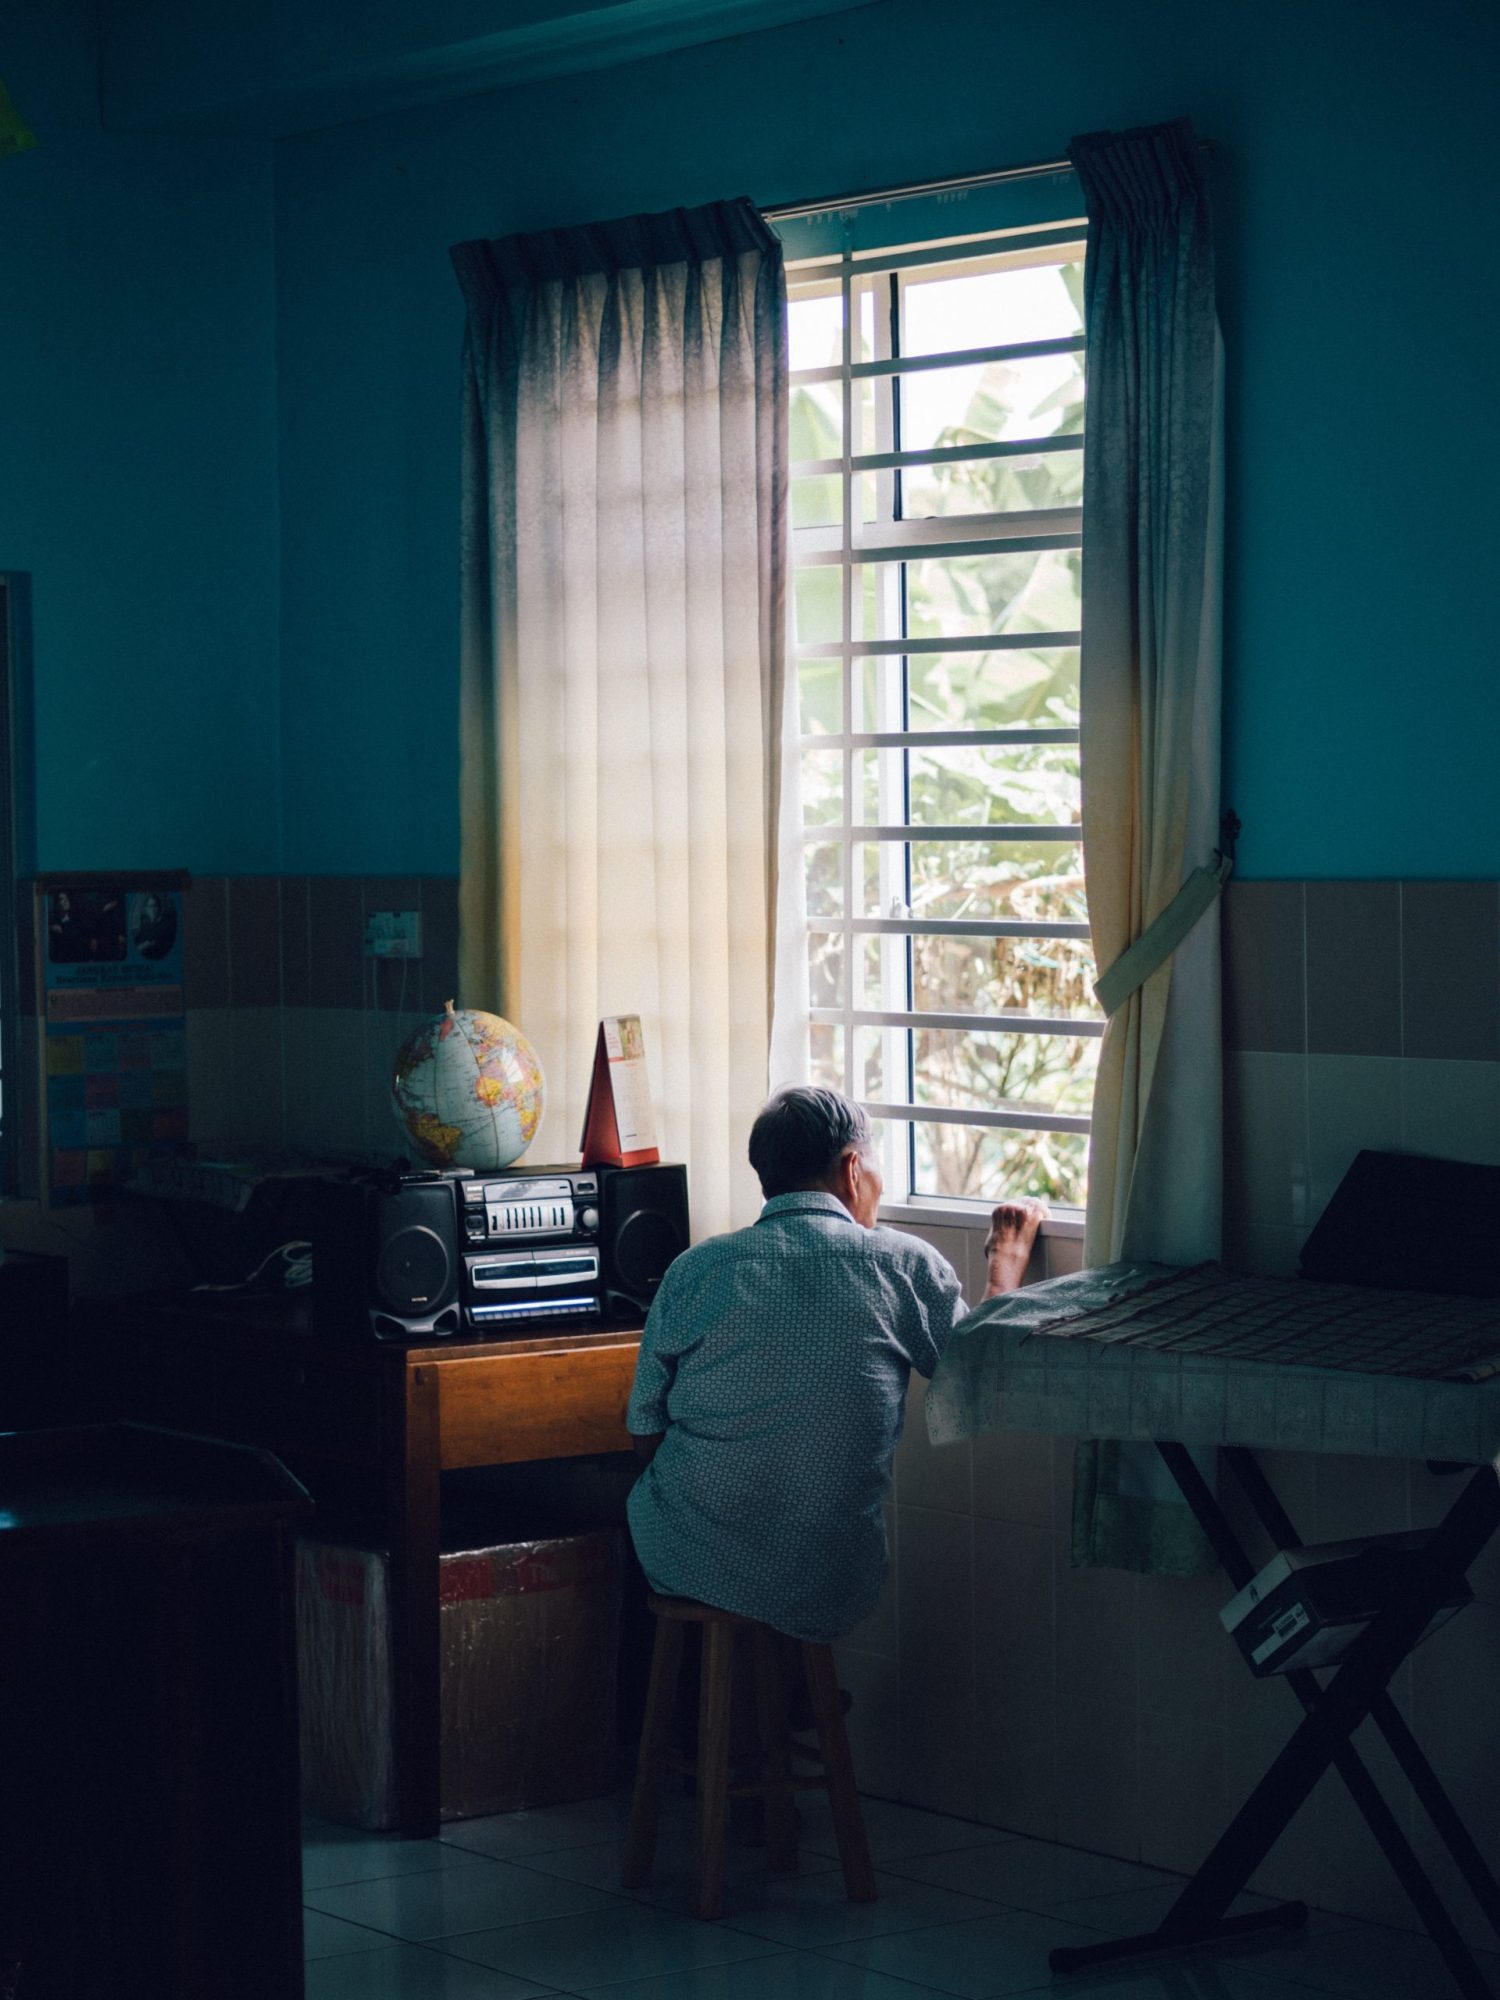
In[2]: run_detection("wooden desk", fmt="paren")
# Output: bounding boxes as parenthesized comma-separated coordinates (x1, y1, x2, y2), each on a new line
(71, 1295, 643, 1836)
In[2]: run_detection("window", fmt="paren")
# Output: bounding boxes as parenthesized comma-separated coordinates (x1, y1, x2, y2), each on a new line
(785, 206, 1100, 1215)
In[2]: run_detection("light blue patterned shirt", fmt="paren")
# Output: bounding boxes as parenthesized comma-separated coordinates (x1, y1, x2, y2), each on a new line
(625, 1191, 967, 1642)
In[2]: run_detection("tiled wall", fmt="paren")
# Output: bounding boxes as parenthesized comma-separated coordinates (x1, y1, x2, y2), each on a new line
(868, 879, 1500, 1943)
(0, 875, 460, 1289)
(1222, 881, 1500, 1274)
(182, 874, 460, 1158)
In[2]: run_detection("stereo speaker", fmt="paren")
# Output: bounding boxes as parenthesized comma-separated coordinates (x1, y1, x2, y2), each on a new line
(310, 1174, 465, 1342)
(599, 1163, 690, 1317)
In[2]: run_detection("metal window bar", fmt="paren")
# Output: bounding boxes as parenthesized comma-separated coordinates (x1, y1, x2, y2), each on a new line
(794, 435, 1083, 478)
(813, 1007, 1105, 1039)
(791, 332, 1085, 386)
(797, 631, 1081, 657)
(790, 227, 1087, 285)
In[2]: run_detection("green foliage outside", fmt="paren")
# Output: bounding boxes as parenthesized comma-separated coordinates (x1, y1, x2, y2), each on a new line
(792, 261, 1100, 1205)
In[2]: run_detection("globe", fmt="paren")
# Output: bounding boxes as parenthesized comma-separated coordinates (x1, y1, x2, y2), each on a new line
(391, 1001, 545, 1169)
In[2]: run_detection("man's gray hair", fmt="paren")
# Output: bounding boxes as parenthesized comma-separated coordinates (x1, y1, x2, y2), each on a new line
(748, 1086, 874, 1198)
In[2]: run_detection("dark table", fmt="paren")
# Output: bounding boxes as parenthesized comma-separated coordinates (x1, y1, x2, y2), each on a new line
(71, 1292, 644, 1835)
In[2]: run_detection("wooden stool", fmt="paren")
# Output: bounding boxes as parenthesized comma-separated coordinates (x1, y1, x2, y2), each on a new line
(622, 1593, 877, 1920)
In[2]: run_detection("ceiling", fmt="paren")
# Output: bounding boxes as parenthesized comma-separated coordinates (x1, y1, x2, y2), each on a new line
(100, 0, 886, 137)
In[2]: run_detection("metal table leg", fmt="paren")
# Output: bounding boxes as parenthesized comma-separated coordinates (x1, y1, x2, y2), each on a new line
(1049, 1444, 1500, 2000)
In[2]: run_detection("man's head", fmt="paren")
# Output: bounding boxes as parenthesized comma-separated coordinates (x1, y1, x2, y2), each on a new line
(748, 1086, 884, 1227)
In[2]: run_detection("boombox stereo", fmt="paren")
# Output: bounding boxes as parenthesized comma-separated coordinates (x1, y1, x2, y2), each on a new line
(308, 1169, 467, 1343)
(309, 1161, 690, 1340)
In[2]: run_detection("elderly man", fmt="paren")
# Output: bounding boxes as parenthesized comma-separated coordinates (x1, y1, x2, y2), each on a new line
(626, 1086, 1045, 1645)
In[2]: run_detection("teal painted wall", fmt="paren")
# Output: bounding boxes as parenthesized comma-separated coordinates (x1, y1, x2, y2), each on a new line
(0, 0, 280, 874)
(273, 0, 1499, 879)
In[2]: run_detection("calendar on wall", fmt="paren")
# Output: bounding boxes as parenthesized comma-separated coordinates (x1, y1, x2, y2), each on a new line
(35, 873, 189, 1205)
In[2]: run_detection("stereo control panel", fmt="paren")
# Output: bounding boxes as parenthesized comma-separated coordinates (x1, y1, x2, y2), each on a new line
(459, 1168, 601, 1247)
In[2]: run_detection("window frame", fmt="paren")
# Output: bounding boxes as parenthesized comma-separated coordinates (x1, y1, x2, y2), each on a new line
(786, 224, 1100, 1227)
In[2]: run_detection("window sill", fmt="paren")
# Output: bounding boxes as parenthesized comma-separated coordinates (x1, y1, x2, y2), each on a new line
(878, 1196, 1085, 1241)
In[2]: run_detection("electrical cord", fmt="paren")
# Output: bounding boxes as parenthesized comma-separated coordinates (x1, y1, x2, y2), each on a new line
(190, 1238, 313, 1294)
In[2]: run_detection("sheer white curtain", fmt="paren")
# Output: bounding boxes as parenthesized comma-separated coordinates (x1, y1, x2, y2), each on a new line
(452, 202, 790, 1239)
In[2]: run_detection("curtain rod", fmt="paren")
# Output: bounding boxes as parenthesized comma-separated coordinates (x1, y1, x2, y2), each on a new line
(762, 139, 1213, 223)
(762, 155, 1075, 223)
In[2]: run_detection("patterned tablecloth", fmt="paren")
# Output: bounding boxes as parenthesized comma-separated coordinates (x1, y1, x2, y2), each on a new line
(926, 1262, 1500, 1466)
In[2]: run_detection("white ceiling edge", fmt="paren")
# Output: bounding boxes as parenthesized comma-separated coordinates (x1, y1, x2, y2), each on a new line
(102, 0, 886, 138)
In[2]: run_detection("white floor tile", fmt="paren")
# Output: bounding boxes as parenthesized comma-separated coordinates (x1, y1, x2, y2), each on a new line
(570, 1950, 962, 1997)
(710, 1868, 1003, 1952)
(304, 1907, 396, 1960)
(303, 1831, 493, 1892)
(303, 1856, 621, 1941)
(826, 1904, 1370, 2000)
(305, 1940, 562, 1997)
(439, 1789, 691, 1863)
(800, 1801, 1022, 1868)
(879, 1836, 1174, 1915)
(1207, 1915, 1500, 1997)
(508, 1826, 842, 1904)
(438, 1900, 780, 1988)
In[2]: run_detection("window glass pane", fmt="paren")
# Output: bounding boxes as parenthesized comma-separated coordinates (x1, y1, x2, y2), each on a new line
(906, 742, 1080, 829)
(912, 1026, 1099, 1117)
(897, 351, 1085, 454)
(801, 746, 843, 827)
(903, 548, 1082, 641)
(906, 647, 1079, 730)
(856, 839, 1086, 923)
(804, 846, 844, 917)
(794, 567, 842, 646)
(899, 259, 1085, 357)
(909, 934, 1098, 1019)
(854, 1025, 890, 1100)
(792, 472, 841, 530)
(913, 1120, 1089, 1206)
(809, 1022, 845, 1094)
(790, 378, 842, 459)
(798, 658, 842, 734)
(902, 444, 1083, 520)
(809, 931, 845, 1008)
(788, 291, 844, 371)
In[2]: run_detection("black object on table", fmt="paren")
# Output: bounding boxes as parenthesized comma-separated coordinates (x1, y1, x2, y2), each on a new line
(0, 1423, 312, 1999)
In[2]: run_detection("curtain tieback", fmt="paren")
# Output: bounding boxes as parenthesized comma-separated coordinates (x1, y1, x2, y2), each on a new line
(1094, 848, 1234, 1018)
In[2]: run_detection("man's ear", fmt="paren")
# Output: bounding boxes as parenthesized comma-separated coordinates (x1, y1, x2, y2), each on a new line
(832, 1144, 862, 1210)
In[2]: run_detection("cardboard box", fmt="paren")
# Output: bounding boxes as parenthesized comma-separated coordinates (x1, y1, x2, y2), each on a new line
(297, 1524, 623, 1828)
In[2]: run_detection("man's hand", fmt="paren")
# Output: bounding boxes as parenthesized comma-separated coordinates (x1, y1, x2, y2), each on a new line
(632, 1431, 665, 1469)
(980, 1200, 1049, 1299)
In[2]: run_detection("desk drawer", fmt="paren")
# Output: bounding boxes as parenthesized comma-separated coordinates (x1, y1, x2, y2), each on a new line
(439, 1340, 640, 1468)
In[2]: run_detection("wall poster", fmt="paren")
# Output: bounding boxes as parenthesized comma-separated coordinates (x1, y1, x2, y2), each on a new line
(35, 873, 189, 1205)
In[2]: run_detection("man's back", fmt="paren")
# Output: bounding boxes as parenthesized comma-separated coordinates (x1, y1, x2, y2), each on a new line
(626, 1191, 965, 1642)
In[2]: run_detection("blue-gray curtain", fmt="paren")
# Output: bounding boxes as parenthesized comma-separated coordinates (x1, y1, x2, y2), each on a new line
(1069, 118, 1226, 1576)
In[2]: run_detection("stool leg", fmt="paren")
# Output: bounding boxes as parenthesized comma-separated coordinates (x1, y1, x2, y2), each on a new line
(752, 1627, 799, 1874)
(695, 1620, 735, 1920)
(622, 1615, 684, 1891)
(802, 1644, 876, 1903)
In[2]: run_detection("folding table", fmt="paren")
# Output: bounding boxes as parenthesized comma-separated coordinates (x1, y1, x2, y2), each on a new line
(927, 1260, 1500, 2000)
